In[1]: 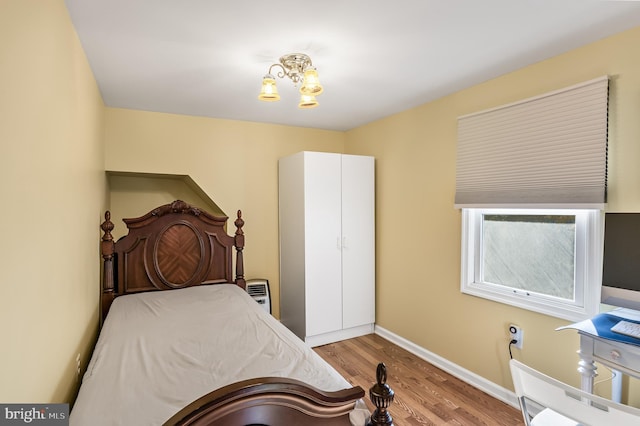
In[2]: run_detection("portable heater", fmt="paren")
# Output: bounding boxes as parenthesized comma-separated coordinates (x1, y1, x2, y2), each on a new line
(246, 279, 271, 314)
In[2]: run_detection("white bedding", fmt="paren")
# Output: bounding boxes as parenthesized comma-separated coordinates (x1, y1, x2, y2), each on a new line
(70, 284, 367, 425)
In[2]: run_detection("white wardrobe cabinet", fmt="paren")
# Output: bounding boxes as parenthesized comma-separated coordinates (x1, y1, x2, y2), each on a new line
(278, 151, 375, 347)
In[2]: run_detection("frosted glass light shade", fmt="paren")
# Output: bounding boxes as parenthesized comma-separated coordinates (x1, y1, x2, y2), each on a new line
(258, 76, 280, 101)
(298, 94, 318, 109)
(300, 68, 323, 96)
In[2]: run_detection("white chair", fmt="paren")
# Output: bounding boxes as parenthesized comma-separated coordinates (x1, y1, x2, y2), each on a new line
(509, 359, 640, 426)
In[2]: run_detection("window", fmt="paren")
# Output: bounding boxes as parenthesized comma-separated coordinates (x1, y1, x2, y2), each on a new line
(461, 208, 604, 321)
(455, 78, 609, 321)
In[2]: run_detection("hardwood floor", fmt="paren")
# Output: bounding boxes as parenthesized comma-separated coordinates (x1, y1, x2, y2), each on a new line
(314, 334, 524, 426)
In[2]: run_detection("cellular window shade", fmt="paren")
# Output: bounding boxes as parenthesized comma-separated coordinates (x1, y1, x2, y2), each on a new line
(455, 76, 609, 208)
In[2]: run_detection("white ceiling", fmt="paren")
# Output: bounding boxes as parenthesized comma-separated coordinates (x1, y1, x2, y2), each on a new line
(65, 0, 640, 131)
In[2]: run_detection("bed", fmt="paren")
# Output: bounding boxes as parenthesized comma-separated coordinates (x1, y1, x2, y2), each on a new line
(70, 200, 394, 426)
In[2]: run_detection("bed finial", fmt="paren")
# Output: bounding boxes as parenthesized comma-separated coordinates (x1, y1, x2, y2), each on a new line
(367, 363, 395, 426)
(101, 211, 114, 242)
(234, 210, 246, 289)
(234, 210, 244, 235)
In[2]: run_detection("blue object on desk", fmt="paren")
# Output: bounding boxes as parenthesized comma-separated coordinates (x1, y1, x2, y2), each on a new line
(591, 313, 640, 347)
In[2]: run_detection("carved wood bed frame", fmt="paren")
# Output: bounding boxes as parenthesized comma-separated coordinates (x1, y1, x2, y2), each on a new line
(100, 199, 245, 321)
(99, 200, 394, 426)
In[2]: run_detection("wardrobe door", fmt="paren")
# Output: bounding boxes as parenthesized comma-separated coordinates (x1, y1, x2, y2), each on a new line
(303, 152, 343, 337)
(341, 155, 375, 329)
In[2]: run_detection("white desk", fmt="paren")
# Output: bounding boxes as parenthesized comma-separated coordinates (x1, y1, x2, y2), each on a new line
(577, 331, 640, 402)
(574, 308, 640, 403)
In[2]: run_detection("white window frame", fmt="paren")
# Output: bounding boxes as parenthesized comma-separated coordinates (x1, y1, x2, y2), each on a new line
(460, 208, 604, 322)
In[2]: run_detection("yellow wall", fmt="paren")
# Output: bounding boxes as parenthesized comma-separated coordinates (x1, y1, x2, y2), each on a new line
(347, 26, 640, 405)
(108, 173, 226, 239)
(104, 109, 346, 317)
(0, 0, 106, 403)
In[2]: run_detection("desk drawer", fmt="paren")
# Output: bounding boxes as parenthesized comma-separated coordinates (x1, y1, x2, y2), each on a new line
(593, 339, 640, 373)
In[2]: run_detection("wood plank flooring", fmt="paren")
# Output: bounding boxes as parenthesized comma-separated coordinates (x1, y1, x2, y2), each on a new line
(314, 334, 524, 426)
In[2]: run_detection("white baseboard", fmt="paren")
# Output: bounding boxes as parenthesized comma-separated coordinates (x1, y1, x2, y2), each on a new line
(306, 323, 375, 347)
(374, 325, 520, 409)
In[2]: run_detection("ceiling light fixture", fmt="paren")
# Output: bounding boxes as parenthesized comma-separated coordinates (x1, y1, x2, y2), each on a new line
(258, 53, 324, 108)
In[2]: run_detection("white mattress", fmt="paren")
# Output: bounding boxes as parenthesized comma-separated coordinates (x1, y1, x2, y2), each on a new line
(70, 284, 367, 425)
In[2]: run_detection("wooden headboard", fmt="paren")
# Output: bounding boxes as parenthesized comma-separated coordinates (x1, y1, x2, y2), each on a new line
(100, 200, 245, 321)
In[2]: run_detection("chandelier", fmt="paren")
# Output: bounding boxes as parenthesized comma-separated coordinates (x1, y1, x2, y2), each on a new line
(258, 53, 324, 109)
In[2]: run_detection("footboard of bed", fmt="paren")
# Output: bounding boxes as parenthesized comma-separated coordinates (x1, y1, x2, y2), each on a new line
(164, 377, 364, 426)
(164, 363, 395, 426)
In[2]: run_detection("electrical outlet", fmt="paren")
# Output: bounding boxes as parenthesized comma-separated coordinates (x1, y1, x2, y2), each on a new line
(76, 353, 81, 380)
(509, 324, 524, 349)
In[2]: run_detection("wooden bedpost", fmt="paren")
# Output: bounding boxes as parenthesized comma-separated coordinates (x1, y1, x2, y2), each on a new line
(101, 211, 116, 324)
(234, 210, 246, 289)
(367, 363, 395, 426)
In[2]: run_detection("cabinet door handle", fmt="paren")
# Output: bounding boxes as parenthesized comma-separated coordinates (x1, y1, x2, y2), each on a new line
(336, 236, 348, 249)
